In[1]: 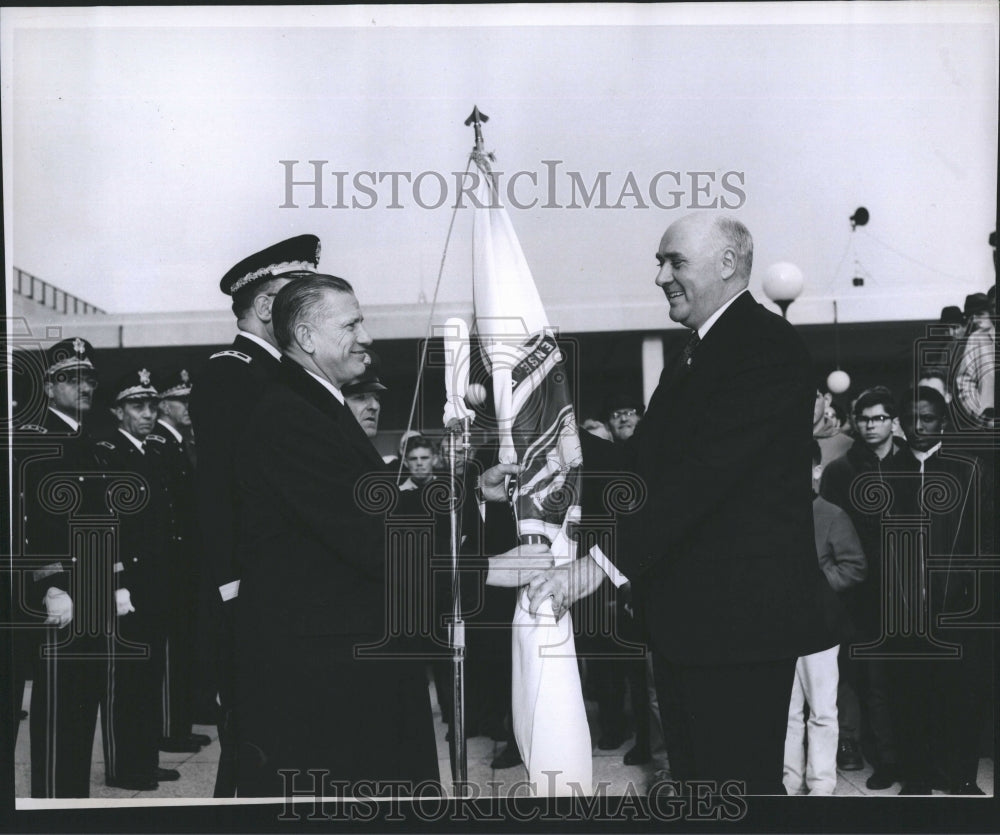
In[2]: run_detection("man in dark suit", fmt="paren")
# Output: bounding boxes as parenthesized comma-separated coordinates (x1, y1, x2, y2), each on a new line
(529, 213, 831, 794)
(233, 274, 440, 796)
(189, 234, 318, 795)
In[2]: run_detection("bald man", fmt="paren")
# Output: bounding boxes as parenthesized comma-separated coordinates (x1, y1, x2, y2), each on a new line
(530, 214, 832, 794)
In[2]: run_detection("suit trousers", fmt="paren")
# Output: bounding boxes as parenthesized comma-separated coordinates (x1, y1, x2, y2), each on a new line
(652, 653, 797, 795)
(104, 613, 163, 783)
(783, 645, 840, 795)
(30, 629, 111, 797)
(236, 636, 439, 797)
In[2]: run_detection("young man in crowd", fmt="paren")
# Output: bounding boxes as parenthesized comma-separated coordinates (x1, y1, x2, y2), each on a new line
(819, 385, 905, 787)
(882, 387, 990, 795)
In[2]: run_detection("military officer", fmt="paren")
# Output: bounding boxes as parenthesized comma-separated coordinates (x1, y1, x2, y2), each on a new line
(146, 369, 211, 754)
(16, 338, 108, 797)
(94, 368, 178, 791)
(342, 350, 388, 441)
(188, 233, 320, 796)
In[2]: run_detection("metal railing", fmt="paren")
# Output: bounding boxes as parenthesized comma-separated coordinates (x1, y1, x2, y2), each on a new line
(12, 267, 105, 315)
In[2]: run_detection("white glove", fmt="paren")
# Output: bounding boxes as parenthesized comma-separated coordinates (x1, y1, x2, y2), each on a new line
(115, 588, 136, 616)
(44, 588, 73, 628)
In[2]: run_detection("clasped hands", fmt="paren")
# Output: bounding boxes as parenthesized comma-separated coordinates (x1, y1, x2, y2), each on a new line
(481, 462, 605, 620)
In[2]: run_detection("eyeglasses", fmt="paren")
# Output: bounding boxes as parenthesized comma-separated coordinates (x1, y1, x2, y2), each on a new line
(611, 409, 638, 419)
(857, 414, 892, 425)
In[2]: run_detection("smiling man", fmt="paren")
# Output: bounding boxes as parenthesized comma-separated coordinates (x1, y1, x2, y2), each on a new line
(528, 213, 831, 795)
(636, 213, 833, 793)
(232, 273, 441, 797)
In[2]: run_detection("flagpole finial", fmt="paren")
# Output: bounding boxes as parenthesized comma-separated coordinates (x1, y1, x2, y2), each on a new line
(464, 106, 489, 153)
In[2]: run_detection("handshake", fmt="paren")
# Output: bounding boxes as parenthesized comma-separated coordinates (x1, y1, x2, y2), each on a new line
(479, 461, 609, 619)
(488, 546, 607, 621)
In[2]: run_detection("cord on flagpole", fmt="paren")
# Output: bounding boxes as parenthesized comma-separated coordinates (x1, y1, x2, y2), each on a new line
(396, 155, 475, 484)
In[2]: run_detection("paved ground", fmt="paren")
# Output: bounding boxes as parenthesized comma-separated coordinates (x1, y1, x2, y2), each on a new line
(13, 678, 993, 802)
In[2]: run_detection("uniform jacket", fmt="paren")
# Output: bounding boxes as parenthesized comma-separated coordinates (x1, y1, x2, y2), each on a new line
(14, 408, 120, 631)
(618, 291, 832, 665)
(145, 422, 200, 607)
(189, 334, 282, 602)
(15, 409, 101, 597)
(93, 431, 170, 621)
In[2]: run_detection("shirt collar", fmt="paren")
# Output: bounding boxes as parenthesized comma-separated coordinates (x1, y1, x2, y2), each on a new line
(156, 419, 184, 443)
(237, 329, 282, 361)
(697, 288, 750, 341)
(911, 442, 942, 464)
(303, 368, 345, 405)
(48, 406, 79, 432)
(118, 428, 146, 453)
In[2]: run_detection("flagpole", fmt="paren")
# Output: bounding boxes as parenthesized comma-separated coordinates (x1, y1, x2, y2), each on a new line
(445, 420, 470, 795)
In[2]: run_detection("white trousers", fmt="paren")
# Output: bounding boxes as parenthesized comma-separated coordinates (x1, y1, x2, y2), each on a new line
(783, 644, 840, 795)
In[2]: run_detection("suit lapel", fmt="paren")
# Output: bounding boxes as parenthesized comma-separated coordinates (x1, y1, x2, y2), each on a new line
(640, 293, 759, 445)
(279, 362, 384, 468)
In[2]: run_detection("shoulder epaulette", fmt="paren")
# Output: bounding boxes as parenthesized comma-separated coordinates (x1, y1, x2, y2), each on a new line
(210, 350, 252, 363)
(146, 434, 167, 444)
(97, 440, 116, 450)
(18, 424, 48, 434)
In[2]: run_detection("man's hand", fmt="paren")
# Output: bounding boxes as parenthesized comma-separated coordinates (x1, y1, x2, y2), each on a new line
(43, 588, 73, 628)
(480, 462, 523, 502)
(115, 588, 136, 616)
(486, 543, 553, 587)
(526, 554, 606, 620)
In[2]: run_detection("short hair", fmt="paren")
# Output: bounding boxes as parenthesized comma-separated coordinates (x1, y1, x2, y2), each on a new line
(272, 274, 355, 351)
(231, 275, 286, 319)
(810, 440, 822, 467)
(918, 367, 947, 383)
(900, 385, 947, 417)
(829, 401, 847, 426)
(853, 385, 896, 420)
(713, 217, 754, 281)
(404, 435, 435, 456)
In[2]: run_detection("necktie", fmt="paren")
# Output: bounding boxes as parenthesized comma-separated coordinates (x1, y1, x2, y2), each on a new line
(681, 331, 701, 370)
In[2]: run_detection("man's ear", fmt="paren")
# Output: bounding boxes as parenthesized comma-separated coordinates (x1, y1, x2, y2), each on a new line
(719, 246, 737, 280)
(110, 406, 124, 422)
(44, 381, 55, 399)
(294, 321, 314, 353)
(253, 293, 275, 324)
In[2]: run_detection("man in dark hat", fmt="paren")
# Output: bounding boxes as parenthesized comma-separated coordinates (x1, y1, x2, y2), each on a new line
(342, 350, 388, 440)
(188, 233, 322, 795)
(954, 292, 995, 426)
(15, 337, 108, 796)
(146, 369, 211, 755)
(939, 305, 965, 340)
(94, 368, 178, 791)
